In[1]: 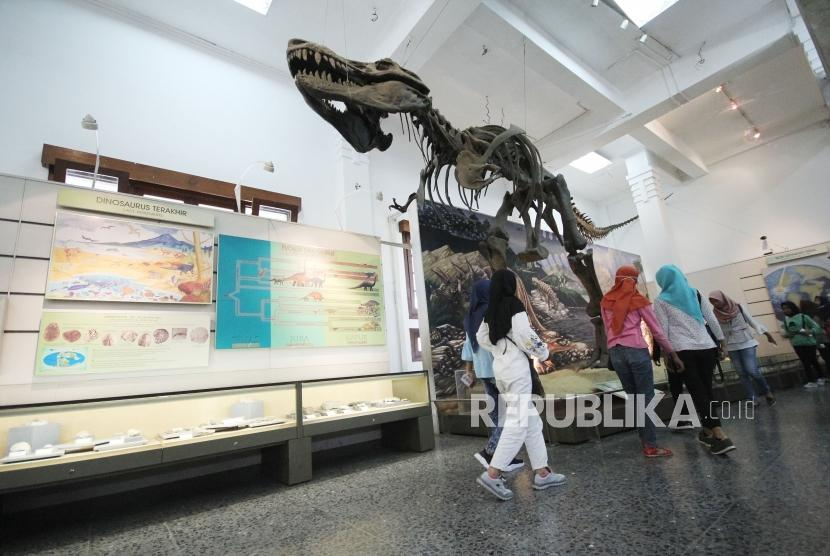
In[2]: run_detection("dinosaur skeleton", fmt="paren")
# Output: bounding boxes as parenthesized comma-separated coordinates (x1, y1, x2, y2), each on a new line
(287, 39, 637, 366)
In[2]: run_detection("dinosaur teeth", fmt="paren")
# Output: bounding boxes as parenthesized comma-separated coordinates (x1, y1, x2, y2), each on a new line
(301, 49, 307, 61)
(315, 51, 322, 65)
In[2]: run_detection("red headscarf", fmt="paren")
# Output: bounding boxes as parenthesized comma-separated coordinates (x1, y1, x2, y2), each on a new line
(601, 266, 651, 334)
(708, 290, 740, 323)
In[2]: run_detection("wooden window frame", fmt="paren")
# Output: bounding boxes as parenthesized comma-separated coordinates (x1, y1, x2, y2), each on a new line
(52, 159, 131, 193)
(42, 144, 301, 221)
(399, 220, 418, 319)
(409, 328, 423, 362)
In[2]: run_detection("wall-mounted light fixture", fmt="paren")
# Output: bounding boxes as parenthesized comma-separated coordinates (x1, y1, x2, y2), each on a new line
(81, 114, 100, 189)
(234, 161, 275, 213)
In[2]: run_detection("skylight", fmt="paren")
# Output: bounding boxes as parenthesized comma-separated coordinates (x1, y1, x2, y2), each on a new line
(615, 0, 679, 27)
(568, 152, 612, 174)
(232, 0, 272, 16)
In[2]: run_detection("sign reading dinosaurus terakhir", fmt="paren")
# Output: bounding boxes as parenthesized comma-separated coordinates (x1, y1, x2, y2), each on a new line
(57, 188, 215, 228)
(215, 235, 386, 349)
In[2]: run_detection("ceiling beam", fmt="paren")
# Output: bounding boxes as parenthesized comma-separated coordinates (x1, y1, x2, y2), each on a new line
(630, 121, 708, 178)
(376, 0, 482, 71)
(482, 0, 626, 114)
(542, 7, 797, 169)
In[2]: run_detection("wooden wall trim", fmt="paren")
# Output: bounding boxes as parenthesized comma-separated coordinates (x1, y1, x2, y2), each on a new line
(41, 144, 301, 213)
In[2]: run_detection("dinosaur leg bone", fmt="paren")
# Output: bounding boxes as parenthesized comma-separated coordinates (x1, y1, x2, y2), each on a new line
(479, 191, 514, 271)
(568, 250, 608, 368)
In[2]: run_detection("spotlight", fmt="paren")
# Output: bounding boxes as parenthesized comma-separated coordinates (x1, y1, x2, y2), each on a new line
(761, 236, 772, 255)
(620, 18, 629, 29)
(591, 0, 599, 6)
(729, 100, 739, 110)
(715, 85, 723, 93)
(639, 33, 648, 43)
(81, 114, 98, 130)
(753, 129, 761, 140)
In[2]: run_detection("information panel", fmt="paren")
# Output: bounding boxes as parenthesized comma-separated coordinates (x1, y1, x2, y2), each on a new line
(216, 235, 385, 349)
(35, 310, 211, 375)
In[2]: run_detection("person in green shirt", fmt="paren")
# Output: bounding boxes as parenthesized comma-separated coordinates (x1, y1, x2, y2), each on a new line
(780, 301, 825, 388)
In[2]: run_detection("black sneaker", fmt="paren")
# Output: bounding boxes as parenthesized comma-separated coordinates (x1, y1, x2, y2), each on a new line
(709, 437, 736, 455)
(474, 449, 492, 470)
(697, 431, 715, 447)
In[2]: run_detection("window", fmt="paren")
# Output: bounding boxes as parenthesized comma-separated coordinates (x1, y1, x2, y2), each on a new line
(400, 219, 421, 363)
(615, 0, 679, 27)
(232, 0, 272, 15)
(400, 221, 418, 320)
(64, 168, 120, 191)
(245, 204, 291, 221)
(410, 329, 422, 362)
(43, 144, 301, 222)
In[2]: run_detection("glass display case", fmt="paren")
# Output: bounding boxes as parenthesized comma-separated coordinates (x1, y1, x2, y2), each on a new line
(298, 371, 433, 453)
(299, 371, 429, 424)
(0, 383, 298, 487)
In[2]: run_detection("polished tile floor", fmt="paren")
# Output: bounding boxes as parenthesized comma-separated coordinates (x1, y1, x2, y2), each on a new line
(3, 388, 829, 555)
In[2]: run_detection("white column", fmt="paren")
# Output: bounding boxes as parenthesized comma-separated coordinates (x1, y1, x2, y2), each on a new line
(334, 140, 375, 236)
(624, 151, 682, 280)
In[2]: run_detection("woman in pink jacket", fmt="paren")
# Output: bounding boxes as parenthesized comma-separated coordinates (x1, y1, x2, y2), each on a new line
(601, 265, 683, 457)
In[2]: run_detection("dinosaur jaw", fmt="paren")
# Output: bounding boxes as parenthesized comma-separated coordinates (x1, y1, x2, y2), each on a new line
(287, 39, 430, 153)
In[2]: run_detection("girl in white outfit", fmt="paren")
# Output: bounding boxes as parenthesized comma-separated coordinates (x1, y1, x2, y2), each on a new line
(475, 269, 566, 501)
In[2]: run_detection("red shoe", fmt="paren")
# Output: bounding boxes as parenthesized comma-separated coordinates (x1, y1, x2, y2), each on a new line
(643, 446, 673, 458)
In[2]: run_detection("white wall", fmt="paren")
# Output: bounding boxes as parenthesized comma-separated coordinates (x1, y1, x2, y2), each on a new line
(595, 123, 830, 274)
(0, 0, 339, 229)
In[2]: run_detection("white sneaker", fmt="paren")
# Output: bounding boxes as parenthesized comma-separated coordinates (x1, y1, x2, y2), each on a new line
(476, 471, 514, 501)
(803, 382, 818, 389)
(474, 450, 524, 473)
(817, 378, 826, 386)
(533, 468, 567, 490)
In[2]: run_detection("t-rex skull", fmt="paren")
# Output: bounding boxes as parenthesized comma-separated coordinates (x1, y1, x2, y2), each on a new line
(287, 39, 431, 153)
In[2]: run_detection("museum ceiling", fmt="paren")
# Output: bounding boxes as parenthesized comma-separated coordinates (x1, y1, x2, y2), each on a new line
(88, 0, 829, 202)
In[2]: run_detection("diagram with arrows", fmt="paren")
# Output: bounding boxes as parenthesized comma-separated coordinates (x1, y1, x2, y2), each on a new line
(216, 235, 385, 349)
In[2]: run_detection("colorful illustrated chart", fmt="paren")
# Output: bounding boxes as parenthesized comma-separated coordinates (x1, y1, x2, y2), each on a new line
(45, 211, 214, 304)
(36, 310, 211, 375)
(216, 235, 385, 349)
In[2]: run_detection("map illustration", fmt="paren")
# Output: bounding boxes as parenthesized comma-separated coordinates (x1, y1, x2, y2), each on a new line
(216, 235, 386, 349)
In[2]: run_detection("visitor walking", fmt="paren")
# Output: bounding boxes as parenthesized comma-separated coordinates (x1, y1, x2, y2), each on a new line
(653, 265, 736, 455)
(475, 270, 565, 500)
(800, 300, 830, 372)
(601, 265, 683, 457)
(708, 290, 777, 406)
(461, 279, 524, 472)
(780, 301, 825, 388)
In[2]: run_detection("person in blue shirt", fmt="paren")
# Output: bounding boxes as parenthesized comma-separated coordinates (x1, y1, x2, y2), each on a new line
(462, 279, 523, 472)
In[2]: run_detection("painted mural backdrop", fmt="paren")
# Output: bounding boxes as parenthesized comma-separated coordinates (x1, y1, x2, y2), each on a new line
(763, 253, 830, 322)
(46, 212, 213, 304)
(216, 235, 385, 349)
(418, 201, 641, 398)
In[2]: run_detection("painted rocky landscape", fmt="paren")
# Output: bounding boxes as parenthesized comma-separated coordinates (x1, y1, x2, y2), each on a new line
(417, 201, 640, 399)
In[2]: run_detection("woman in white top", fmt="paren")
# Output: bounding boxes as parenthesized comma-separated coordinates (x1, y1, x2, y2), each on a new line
(474, 269, 566, 501)
(654, 265, 735, 455)
(709, 290, 776, 406)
